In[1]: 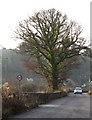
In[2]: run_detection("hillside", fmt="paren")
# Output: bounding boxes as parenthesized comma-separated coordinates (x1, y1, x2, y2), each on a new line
(1, 48, 90, 86)
(2, 48, 46, 86)
(68, 55, 90, 85)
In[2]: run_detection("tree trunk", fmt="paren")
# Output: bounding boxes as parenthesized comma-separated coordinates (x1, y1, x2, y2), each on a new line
(52, 75, 58, 91)
(52, 63, 58, 91)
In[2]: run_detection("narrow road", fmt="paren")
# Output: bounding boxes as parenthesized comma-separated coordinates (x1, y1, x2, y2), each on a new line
(11, 93, 90, 118)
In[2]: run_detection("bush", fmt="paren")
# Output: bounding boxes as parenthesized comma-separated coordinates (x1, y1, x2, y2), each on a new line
(21, 83, 37, 92)
(2, 108, 12, 120)
(11, 98, 27, 114)
(2, 96, 27, 119)
(2, 90, 67, 119)
(23, 93, 39, 108)
(88, 90, 92, 95)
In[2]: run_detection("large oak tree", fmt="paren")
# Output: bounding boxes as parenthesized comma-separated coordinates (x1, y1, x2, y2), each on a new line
(15, 8, 86, 91)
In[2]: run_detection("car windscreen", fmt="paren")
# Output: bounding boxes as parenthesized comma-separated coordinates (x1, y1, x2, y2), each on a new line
(75, 87, 82, 90)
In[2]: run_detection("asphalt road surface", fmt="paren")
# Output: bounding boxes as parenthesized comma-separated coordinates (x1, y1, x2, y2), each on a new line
(11, 93, 90, 118)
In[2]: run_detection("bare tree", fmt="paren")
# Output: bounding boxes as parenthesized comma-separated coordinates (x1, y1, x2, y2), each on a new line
(15, 8, 86, 91)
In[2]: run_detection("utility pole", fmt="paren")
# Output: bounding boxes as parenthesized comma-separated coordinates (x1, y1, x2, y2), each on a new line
(3, 57, 8, 82)
(6, 58, 8, 81)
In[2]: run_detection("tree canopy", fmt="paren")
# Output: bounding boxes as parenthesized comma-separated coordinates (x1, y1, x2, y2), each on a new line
(15, 8, 87, 91)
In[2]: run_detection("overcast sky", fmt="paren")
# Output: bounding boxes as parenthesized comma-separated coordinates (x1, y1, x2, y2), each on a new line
(0, 0, 90, 49)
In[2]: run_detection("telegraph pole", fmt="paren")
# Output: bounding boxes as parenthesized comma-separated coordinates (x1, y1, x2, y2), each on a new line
(6, 57, 8, 81)
(3, 57, 8, 82)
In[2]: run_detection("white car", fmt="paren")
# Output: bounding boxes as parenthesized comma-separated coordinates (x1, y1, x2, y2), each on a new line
(74, 87, 82, 94)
